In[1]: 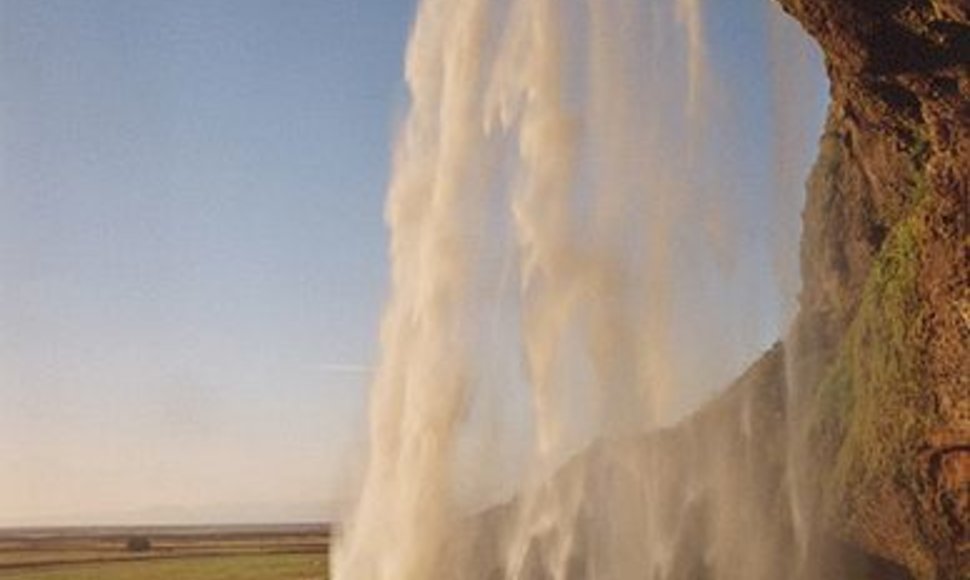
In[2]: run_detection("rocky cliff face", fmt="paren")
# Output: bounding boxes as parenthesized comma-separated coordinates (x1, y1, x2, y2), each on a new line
(775, 0, 968, 577)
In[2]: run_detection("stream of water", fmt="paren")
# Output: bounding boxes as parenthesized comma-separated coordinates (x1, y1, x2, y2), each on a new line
(336, 1, 823, 578)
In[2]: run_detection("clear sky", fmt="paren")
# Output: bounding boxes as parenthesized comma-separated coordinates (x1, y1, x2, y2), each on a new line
(0, 0, 825, 525)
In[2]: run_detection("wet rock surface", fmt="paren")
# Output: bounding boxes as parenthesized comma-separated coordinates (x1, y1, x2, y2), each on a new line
(776, 0, 968, 576)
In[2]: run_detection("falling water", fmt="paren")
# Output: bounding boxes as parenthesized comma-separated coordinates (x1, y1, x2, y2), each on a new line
(336, 0, 823, 578)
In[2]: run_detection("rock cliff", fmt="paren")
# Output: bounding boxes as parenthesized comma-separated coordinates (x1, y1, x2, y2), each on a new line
(776, 0, 968, 577)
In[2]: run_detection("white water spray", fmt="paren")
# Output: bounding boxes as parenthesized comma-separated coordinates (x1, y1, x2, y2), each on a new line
(336, 1, 822, 579)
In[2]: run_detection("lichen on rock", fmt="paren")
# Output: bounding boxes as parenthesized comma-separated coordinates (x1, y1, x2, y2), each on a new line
(776, 0, 968, 576)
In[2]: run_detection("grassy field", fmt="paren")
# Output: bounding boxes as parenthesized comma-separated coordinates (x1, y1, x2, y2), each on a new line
(0, 525, 329, 580)
(0, 553, 326, 580)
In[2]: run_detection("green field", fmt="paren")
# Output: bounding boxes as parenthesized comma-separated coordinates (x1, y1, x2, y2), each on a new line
(0, 525, 329, 580)
(0, 553, 327, 580)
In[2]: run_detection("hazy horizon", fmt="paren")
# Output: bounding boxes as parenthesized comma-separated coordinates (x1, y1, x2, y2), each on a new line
(0, 498, 339, 529)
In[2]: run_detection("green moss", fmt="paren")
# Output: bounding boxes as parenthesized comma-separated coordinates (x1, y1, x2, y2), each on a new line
(905, 131, 932, 206)
(806, 183, 936, 536)
(835, 211, 927, 476)
(906, 131, 930, 164)
(812, 356, 853, 440)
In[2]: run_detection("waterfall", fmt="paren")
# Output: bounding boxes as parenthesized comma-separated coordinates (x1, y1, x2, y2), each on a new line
(335, 0, 819, 578)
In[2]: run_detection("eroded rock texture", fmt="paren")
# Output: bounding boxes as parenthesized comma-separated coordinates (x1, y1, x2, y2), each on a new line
(776, 0, 969, 577)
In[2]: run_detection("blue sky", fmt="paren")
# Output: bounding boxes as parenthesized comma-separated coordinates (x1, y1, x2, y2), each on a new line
(0, 0, 825, 524)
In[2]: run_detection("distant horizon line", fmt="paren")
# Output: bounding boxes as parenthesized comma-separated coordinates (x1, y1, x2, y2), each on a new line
(0, 520, 335, 534)
(0, 498, 355, 532)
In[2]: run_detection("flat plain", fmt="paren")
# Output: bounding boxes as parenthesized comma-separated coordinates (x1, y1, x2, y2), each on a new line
(0, 525, 329, 580)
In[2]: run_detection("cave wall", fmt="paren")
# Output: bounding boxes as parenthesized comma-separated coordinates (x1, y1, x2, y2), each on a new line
(775, 0, 968, 577)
